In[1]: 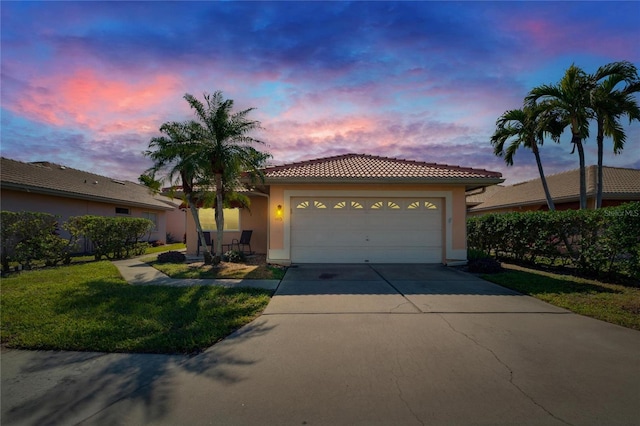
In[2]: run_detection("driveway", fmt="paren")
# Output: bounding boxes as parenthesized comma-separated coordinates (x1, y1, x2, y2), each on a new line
(2, 264, 639, 425)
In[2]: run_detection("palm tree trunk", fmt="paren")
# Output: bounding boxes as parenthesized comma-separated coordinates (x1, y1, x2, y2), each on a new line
(573, 135, 587, 209)
(596, 119, 604, 209)
(214, 172, 224, 263)
(187, 194, 213, 263)
(531, 143, 555, 210)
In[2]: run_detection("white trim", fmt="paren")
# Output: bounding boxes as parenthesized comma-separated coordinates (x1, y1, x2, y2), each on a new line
(270, 189, 455, 263)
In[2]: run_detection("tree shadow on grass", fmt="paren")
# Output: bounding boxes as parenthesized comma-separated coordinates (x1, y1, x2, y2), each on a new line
(1, 280, 276, 425)
(486, 270, 621, 296)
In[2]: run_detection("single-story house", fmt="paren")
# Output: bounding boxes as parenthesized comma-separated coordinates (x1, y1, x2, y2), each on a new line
(0, 157, 185, 251)
(468, 165, 640, 215)
(186, 153, 503, 264)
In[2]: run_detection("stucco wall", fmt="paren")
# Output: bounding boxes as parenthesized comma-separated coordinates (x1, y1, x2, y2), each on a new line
(1, 188, 173, 250)
(185, 195, 268, 256)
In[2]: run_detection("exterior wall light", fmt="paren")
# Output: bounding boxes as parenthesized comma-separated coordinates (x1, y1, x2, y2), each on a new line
(275, 204, 283, 221)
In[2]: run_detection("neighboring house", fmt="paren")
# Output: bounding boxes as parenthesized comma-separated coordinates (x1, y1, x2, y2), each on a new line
(0, 157, 185, 251)
(468, 165, 640, 215)
(466, 184, 504, 210)
(185, 153, 503, 265)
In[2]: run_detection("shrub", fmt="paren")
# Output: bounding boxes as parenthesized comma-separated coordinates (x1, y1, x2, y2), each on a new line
(157, 251, 186, 264)
(1, 211, 77, 271)
(66, 216, 153, 260)
(223, 250, 246, 263)
(467, 202, 640, 279)
(467, 258, 502, 274)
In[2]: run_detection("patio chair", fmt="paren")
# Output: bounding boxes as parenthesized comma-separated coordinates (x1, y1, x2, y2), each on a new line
(196, 231, 212, 256)
(222, 230, 253, 255)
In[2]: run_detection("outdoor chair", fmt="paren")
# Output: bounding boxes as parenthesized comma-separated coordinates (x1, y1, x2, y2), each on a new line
(222, 230, 253, 255)
(196, 231, 212, 256)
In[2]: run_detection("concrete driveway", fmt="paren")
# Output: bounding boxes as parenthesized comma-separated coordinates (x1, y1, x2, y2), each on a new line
(2, 264, 639, 425)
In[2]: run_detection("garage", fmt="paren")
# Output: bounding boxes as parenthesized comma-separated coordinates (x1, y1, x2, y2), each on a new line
(291, 196, 442, 263)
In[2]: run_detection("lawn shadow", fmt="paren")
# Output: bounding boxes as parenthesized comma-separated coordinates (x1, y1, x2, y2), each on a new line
(488, 270, 621, 296)
(2, 280, 276, 425)
(1, 322, 276, 426)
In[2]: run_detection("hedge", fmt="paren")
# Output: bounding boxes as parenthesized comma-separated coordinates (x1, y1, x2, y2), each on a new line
(1, 212, 154, 271)
(467, 202, 640, 279)
(66, 215, 153, 260)
(1, 211, 75, 271)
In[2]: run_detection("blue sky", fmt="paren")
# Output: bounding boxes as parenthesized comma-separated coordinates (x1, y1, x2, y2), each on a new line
(1, 1, 639, 185)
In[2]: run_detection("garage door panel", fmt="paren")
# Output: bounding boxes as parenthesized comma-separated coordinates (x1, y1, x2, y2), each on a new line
(291, 197, 443, 263)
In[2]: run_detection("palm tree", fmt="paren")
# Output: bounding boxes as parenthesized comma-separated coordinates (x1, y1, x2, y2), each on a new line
(491, 105, 563, 210)
(526, 65, 593, 209)
(145, 120, 215, 262)
(184, 91, 270, 262)
(589, 61, 640, 208)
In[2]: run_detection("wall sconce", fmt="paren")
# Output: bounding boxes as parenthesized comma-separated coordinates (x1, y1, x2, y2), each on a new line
(275, 204, 283, 221)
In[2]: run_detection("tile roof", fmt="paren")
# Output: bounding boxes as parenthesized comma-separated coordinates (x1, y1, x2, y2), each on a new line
(1, 157, 178, 210)
(466, 184, 505, 206)
(261, 154, 503, 188)
(469, 165, 640, 212)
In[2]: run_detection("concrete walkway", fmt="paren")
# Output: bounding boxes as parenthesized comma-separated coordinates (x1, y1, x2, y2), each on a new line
(2, 264, 639, 425)
(111, 257, 280, 290)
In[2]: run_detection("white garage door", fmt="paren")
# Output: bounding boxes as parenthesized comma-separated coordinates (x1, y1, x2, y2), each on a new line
(291, 197, 442, 263)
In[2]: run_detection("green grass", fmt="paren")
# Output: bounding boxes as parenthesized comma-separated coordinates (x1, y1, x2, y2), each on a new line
(482, 264, 640, 330)
(1, 260, 272, 354)
(144, 243, 186, 254)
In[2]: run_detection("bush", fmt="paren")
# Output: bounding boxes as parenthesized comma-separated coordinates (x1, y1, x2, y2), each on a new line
(223, 250, 246, 263)
(65, 216, 153, 260)
(157, 251, 186, 264)
(467, 202, 640, 279)
(467, 258, 502, 274)
(1, 211, 77, 271)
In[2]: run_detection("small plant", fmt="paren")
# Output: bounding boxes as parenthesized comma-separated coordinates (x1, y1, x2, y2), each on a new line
(223, 250, 246, 263)
(468, 248, 491, 261)
(157, 251, 186, 264)
(467, 258, 502, 274)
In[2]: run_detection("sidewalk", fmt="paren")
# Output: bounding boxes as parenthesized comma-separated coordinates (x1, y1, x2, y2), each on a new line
(111, 257, 280, 290)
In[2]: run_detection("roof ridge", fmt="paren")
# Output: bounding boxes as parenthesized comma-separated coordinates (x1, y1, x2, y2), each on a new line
(264, 153, 502, 178)
(1, 157, 139, 186)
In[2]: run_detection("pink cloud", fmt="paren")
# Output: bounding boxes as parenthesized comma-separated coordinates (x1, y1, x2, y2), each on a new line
(6, 68, 184, 134)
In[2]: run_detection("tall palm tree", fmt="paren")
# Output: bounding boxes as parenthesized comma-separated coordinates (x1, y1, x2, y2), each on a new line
(526, 65, 593, 209)
(491, 105, 563, 210)
(184, 91, 270, 262)
(145, 120, 215, 261)
(589, 61, 640, 208)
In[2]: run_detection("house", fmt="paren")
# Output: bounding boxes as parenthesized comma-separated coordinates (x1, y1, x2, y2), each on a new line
(185, 154, 503, 264)
(0, 157, 185, 250)
(468, 165, 640, 215)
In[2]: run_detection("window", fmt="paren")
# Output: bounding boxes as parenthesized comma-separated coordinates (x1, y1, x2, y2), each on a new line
(371, 201, 384, 209)
(333, 201, 346, 209)
(296, 201, 310, 209)
(351, 201, 363, 209)
(142, 212, 157, 230)
(198, 208, 240, 231)
(115, 207, 130, 215)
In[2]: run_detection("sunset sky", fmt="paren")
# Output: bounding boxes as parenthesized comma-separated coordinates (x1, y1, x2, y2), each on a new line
(2, 1, 639, 185)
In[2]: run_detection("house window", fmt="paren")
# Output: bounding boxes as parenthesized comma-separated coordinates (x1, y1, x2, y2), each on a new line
(142, 212, 157, 230)
(198, 208, 240, 231)
(115, 207, 130, 215)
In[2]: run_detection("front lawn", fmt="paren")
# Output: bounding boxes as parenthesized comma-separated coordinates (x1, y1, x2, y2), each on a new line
(146, 255, 287, 280)
(482, 264, 640, 331)
(1, 260, 272, 354)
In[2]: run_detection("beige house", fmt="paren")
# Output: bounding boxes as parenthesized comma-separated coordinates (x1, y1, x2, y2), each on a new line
(468, 165, 640, 215)
(186, 154, 503, 265)
(0, 157, 185, 251)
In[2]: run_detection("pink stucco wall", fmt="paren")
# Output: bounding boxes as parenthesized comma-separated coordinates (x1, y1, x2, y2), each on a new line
(1, 189, 181, 250)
